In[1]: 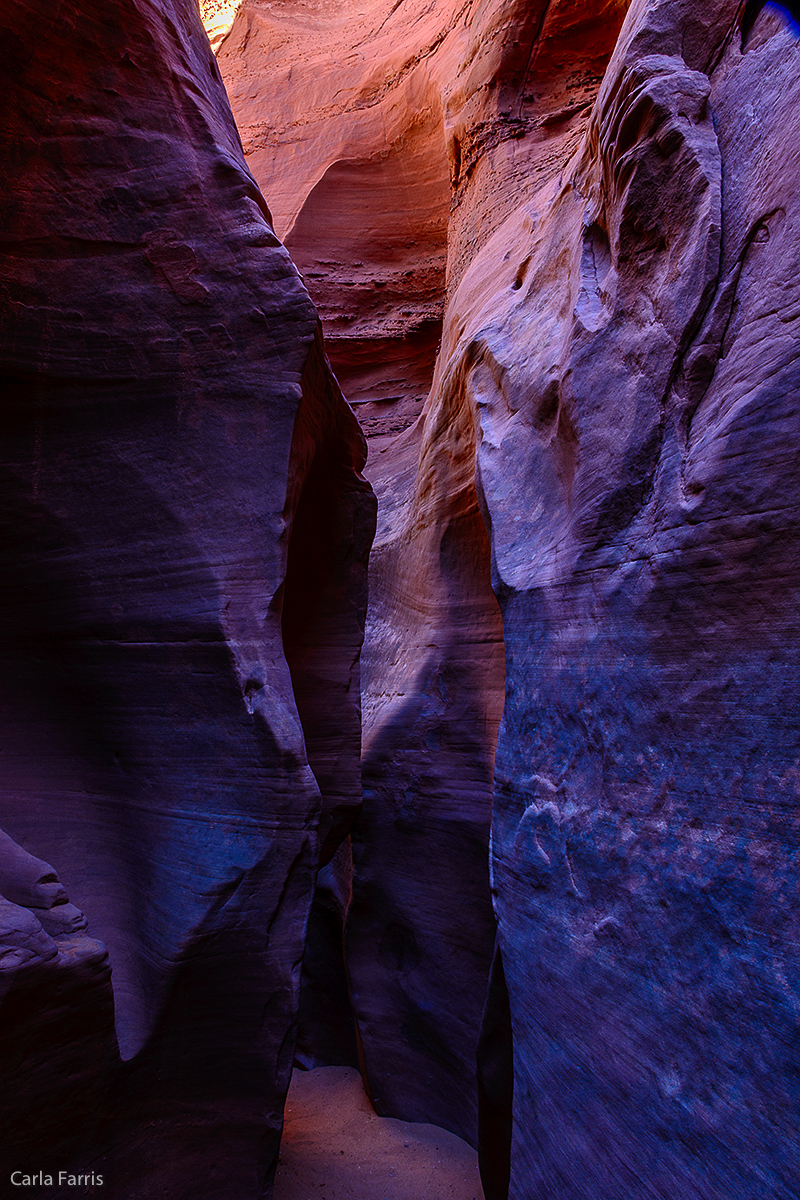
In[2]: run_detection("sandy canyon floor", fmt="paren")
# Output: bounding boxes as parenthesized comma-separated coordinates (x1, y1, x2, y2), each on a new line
(273, 1068, 485, 1200)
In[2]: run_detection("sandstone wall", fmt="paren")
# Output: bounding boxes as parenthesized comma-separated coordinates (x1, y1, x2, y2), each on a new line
(0, 832, 117, 1177)
(436, 0, 800, 1195)
(215, 0, 800, 1195)
(0, 0, 373, 1194)
(4, 0, 798, 1196)
(215, 0, 629, 1149)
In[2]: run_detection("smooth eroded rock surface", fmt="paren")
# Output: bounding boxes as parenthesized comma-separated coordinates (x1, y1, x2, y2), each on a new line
(214, 0, 514, 1144)
(5, 0, 799, 1197)
(426, 0, 800, 1195)
(1, 0, 374, 1192)
(217, 0, 800, 1194)
(211, 0, 627, 1152)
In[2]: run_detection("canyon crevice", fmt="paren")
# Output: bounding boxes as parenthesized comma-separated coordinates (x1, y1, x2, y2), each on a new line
(1, 0, 799, 1198)
(219, 0, 800, 1194)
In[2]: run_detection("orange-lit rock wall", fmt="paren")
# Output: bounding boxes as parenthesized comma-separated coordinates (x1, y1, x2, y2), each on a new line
(215, 0, 629, 1149)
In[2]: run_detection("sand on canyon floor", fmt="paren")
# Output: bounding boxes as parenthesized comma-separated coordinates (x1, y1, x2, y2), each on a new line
(273, 1066, 485, 1200)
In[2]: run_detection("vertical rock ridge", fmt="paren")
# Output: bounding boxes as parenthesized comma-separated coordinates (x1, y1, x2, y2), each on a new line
(282, 324, 376, 865)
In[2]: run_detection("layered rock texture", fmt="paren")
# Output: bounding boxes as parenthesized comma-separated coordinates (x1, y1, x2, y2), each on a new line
(215, 0, 800, 1197)
(216, 0, 453, 439)
(449, 2, 800, 1196)
(3, 0, 800, 1198)
(0, 0, 373, 1194)
(213, 0, 624, 1152)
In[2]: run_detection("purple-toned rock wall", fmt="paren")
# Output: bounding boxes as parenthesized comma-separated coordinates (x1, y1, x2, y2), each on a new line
(0, 830, 118, 1177)
(3, 0, 800, 1197)
(454, 1, 800, 1195)
(0, 0, 373, 1193)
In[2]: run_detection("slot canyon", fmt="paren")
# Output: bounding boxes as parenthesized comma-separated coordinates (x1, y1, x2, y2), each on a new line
(0, 0, 799, 1197)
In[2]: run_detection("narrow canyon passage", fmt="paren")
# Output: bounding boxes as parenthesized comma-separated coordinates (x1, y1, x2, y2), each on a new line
(1, 1, 799, 1199)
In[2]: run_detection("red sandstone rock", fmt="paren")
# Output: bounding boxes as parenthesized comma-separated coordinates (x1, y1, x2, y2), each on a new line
(211, 0, 625, 1151)
(216, 0, 453, 436)
(0, 0, 374, 1192)
(212, 0, 627, 1150)
(215, 1, 800, 1196)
